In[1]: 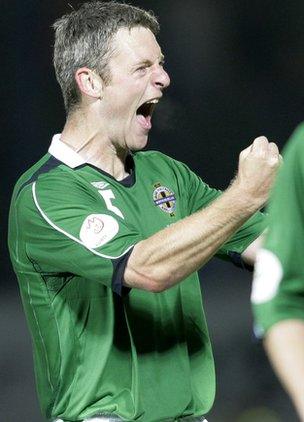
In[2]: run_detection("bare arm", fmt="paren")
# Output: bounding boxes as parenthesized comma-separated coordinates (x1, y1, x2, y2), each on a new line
(124, 137, 280, 292)
(264, 320, 304, 422)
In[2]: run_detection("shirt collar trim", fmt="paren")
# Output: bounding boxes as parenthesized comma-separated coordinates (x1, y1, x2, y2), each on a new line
(48, 134, 86, 168)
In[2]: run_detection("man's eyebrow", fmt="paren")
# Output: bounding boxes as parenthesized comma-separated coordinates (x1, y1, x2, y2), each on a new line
(134, 59, 153, 66)
(133, 55, 165, 67)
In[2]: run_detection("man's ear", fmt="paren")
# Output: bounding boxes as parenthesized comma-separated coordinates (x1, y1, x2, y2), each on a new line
(75, 67, 103, 100)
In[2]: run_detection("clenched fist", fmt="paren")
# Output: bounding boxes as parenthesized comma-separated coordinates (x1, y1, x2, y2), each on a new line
(233, 136, 282, 209)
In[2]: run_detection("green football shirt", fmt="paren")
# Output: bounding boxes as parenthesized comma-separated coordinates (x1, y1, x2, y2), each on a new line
(252, 123, 304, 336)
(9, 135, 265, 422)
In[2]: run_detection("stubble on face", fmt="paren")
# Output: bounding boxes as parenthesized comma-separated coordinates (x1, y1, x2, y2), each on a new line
(99, 27, 168, 152)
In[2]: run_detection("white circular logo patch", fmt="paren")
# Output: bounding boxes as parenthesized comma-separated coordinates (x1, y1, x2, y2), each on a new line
(80, 214, 119, 249)
(251, 248, 283, 304)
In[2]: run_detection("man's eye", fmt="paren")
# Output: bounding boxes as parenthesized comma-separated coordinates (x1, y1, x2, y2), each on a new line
(137, 66, 148, 73)
(159, 60, 165, 67)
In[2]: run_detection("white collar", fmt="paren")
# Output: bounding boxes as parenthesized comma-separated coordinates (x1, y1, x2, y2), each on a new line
(48, 134, 86, 168)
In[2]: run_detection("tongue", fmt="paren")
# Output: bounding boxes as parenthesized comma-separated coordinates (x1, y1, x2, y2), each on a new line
(137, 114, 152, 130)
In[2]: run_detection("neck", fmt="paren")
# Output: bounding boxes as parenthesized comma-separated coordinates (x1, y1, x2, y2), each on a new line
(61, 110, 130, 181)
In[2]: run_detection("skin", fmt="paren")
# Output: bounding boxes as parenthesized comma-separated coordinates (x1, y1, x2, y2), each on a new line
(61, 26, 169, 180)
(264, 320, 304, 421)
(60, 26, 281, 292)
(125, 139, 279, 291)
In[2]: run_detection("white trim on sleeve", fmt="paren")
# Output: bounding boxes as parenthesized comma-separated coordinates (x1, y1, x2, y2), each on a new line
(251, 248, 283, 304)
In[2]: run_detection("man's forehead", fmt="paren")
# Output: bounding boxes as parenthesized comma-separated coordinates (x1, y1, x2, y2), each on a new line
(111, 26, 163, 61)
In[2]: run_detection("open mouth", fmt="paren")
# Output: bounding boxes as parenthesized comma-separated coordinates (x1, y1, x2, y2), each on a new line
(136, 99, 159, 130)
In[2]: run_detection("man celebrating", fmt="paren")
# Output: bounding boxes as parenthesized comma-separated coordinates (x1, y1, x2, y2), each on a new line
(8, 2, 280, 421)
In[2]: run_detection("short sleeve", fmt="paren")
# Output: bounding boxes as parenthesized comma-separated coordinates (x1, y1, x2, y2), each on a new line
(22, 176, 142, 295)
(251, 123, 304, 335)
(170, 159, 222, 214)
(171, 158, 266, 261)
(216, 211, 266, 260)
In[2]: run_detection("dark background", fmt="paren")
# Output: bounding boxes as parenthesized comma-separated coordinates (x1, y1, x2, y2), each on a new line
(1, 1, 303, 421)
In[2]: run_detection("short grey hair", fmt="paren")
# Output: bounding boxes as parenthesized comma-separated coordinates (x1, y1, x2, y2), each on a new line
(53, 1, 160, 115)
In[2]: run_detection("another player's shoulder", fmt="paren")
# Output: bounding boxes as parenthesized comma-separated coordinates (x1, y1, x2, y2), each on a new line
(285, 121, 304, 154)
(274, 122, 304, 178)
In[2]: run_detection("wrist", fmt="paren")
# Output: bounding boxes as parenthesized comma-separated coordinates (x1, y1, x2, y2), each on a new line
(227, 179, 264, 214)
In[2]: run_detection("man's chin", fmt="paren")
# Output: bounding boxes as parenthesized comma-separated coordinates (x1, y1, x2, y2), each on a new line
(129, 134, 149, 151)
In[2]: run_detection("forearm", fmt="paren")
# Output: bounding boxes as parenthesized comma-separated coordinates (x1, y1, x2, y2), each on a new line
(264, 320, 304, 421)
(125, 182, 261, 291)
(125, 136, 280, 291)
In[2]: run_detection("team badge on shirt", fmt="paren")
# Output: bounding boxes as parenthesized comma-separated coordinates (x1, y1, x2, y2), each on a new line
(153, 183, 176, 216)
(80, 214, 119, 248)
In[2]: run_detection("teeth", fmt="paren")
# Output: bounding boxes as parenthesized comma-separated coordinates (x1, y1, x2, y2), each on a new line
(146, 99, 159, 104)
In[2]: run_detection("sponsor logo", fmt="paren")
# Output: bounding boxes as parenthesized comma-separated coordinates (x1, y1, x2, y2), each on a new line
(153, 183, 176, 216)
(80, 214, 119, 248)
(91, 181, 109, 189)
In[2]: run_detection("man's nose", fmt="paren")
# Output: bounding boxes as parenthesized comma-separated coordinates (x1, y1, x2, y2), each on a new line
(152, 66, 170, 90)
